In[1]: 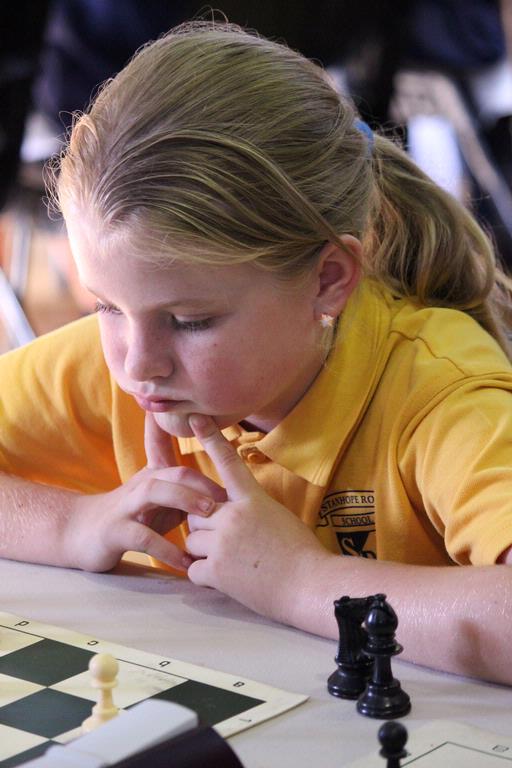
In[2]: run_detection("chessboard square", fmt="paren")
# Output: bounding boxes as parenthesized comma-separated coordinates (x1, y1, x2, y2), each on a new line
(150, 681, 264, 727)
(0, 722, 49, 763)
(0, 639, 94, 686)
(0, 741, 53, 768)
(53, 659, 184, 707)
(0, 689, 93, 739)
(0, 673, 43, 707)
(50, 671, 96, 704)
(0, 627, 43, 657)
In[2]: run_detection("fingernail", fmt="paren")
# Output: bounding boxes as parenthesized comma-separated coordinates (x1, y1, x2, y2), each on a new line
(189, 414, 210, 431)
(197, 497, 214, 514)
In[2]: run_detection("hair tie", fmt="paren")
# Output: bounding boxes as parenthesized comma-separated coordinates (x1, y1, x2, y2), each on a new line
(354, 118, 374, 156)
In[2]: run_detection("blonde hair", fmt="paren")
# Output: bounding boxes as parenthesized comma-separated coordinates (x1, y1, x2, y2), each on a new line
(55, 20, 512, 356)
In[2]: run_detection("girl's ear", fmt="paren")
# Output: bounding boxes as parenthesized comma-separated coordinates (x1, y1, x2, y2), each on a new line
(314, 235, 362, 318)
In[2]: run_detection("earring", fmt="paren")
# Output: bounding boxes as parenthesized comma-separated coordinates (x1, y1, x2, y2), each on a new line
(320, 313, 335, 328)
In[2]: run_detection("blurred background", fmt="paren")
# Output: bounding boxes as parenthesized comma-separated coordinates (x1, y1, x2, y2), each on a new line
(1, 0, 511, 352)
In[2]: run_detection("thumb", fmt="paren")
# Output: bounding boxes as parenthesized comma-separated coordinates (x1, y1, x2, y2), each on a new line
(144, 412, 177, 468)
(188, 414, 258, 500)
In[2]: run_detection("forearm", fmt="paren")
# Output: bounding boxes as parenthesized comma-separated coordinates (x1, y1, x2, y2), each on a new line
(288, 553, 512, 686)
(0, 472, 79, 568)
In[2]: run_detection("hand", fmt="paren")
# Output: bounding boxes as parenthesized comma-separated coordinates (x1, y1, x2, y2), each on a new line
(66, 413, 225, 572)
(185, 414, 330, 623)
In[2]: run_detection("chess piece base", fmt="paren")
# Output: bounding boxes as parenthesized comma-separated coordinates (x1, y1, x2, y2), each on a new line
(327, 662, 373, 699)
(357, 678, 411, 720)
(82, 704, 119, 733)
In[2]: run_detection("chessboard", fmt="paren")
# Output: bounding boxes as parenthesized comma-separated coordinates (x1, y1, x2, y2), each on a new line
(348, 720, 512, 767)
(0, 611, 307, 767)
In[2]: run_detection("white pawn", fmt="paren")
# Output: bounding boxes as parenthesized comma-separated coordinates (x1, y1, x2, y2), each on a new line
(82, 653, 120, 733)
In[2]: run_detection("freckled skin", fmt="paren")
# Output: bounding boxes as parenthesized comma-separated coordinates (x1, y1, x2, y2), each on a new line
(67, 219, 332, 437)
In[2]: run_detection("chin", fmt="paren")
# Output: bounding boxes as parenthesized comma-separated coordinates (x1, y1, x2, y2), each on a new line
(153, 411, 233, 437)
(153, 411, 194, 437)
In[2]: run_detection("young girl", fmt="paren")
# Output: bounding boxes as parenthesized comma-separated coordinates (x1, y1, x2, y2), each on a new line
(1, 21, 512, 685)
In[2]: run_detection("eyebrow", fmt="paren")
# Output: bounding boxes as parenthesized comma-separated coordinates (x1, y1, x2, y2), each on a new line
(84, 286, 218, 310)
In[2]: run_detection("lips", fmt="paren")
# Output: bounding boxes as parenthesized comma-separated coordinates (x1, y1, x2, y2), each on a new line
(133, 394, 184, 413)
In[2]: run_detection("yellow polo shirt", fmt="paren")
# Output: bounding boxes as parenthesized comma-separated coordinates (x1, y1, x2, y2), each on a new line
(1, 279, 511, 567)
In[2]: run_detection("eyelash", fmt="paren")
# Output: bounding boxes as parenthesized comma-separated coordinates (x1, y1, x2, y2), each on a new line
(94, 301, 120, 315)
(94, 301, 212, 332)
(172, 317, 212, 332)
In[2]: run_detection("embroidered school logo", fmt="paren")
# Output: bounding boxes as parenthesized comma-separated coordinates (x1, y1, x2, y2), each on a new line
(318, 490, 376, 559)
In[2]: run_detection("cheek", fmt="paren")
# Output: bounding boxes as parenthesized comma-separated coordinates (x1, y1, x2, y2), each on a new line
(189, 344, 265, 405)
(188, 352, 234, 396)
(98, 322, 124, 375)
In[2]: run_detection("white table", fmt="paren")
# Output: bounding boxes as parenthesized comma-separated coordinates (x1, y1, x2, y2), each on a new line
(2, 558, 511, 767)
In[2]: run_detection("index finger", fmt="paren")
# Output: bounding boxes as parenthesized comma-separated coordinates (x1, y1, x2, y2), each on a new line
(188, 414, 257, 500)
(144, 412, 178, 469)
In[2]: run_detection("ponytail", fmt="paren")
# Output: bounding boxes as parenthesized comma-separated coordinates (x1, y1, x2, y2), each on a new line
(363, 135, 512, 358)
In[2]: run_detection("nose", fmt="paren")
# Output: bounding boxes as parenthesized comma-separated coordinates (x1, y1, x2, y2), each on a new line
(123, 323, 174, 381)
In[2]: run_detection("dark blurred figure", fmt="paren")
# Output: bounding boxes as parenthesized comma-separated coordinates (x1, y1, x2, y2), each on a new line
(0, 2, 51, 209)
(33, 0, 203, 137)
(332, 0, 512, 268)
